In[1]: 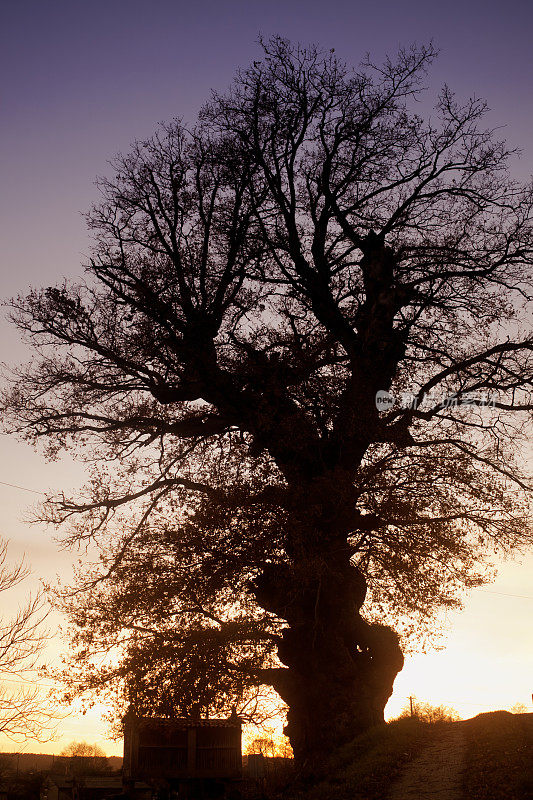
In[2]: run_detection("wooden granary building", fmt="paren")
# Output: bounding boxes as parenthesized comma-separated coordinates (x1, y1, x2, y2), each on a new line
(122, 712, 242, 797)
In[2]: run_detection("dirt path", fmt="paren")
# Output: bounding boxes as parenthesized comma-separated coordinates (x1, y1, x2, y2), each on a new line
(389, 722, 466, 800)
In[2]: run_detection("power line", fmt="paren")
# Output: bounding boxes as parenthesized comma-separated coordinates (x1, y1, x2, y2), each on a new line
(477, 589, 533, 601)
(404, 695, 532, 709)
(0, 480, 44, 496)
(0, 675, 56, 689)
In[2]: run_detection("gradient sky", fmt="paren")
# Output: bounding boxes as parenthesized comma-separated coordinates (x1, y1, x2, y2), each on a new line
(1, 0, 532, 754)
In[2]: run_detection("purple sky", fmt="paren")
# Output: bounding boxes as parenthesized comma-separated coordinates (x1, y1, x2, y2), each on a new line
(1, 0, 532, 752)
(2, 0, 533, 305)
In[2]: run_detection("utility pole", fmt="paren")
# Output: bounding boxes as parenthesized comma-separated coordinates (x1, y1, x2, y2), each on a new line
(409, 696, 415, 718)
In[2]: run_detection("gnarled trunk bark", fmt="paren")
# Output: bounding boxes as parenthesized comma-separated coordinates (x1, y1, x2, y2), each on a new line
(255, 552, 403, 761)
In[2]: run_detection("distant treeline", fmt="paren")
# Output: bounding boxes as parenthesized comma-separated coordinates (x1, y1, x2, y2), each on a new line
(0, 753, 122, 773)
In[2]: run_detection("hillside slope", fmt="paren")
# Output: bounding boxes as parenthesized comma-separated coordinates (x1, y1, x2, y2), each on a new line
(462, 711, 533, 800)
(278, 712, 532, 800)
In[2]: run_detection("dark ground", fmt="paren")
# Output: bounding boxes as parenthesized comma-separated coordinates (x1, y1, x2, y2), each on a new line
(262, 712, 533, 800)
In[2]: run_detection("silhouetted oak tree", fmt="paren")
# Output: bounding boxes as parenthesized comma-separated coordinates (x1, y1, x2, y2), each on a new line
(3, 38, 533, 760)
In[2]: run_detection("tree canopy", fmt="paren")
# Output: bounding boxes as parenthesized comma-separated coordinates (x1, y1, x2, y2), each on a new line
(2, 37, 532, 759)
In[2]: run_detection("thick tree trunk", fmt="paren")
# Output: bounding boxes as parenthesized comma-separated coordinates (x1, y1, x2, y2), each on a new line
(255, 553, 404, 762)
(277, 616, 403, 761)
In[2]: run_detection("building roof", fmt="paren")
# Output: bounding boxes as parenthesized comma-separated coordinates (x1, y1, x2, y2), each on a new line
(126, 715, 241, 729)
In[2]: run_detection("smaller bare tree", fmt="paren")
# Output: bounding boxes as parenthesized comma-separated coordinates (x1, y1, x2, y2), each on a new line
(397, 699, 460, 723)
(58, 741, 110, 775)
(246, 733, 293, 758)
(0, 538, 56, 741)
(509, 702, 528, 714)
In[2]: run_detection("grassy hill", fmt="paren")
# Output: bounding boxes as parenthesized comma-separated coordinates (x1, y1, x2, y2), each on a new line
(462, 711, 533, 800)
(268, 712, 533, 800)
